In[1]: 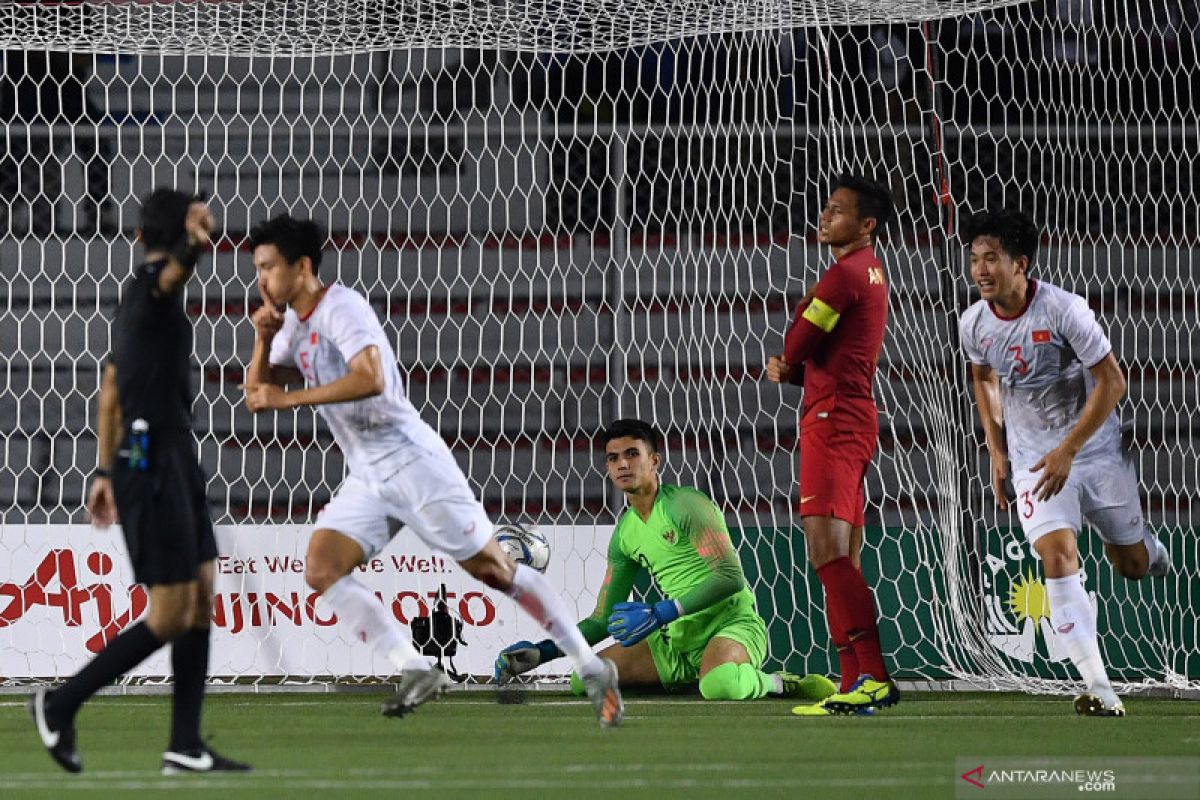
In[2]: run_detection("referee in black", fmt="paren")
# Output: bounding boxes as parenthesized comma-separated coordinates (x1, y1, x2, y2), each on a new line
(28, 188, 251, 775)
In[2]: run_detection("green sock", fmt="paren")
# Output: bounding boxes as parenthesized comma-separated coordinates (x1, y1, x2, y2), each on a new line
(569, 671, 586, 697)
(698, 662, 774, 700)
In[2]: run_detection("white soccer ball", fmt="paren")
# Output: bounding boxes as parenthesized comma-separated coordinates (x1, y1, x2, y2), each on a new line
(495, 523, 550, 573)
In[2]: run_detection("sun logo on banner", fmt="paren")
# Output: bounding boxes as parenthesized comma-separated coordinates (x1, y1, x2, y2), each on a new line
(1007, 569, 1050, 626)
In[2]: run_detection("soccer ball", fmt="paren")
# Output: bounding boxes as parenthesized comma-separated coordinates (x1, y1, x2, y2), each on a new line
(494, 523, 550, 573)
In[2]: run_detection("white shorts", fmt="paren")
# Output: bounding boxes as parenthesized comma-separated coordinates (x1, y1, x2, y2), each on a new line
(1012, 452, 1145, 549)
(315, 450, 493, 562)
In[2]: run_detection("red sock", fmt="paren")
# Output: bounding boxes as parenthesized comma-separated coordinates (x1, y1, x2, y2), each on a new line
(822, 594, 859, 692)
(817, 557, 889, 681)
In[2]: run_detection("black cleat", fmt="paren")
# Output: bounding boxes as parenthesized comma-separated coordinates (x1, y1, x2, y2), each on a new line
(162, 743, 253, 775)
(28, 688, 82, 773)
(381, 668, 453, 718)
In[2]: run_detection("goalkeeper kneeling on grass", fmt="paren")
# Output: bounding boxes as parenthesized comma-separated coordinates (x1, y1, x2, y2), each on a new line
(496, 419, 835, 702)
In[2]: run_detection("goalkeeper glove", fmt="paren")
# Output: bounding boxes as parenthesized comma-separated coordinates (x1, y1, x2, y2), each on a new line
(607, 599, 682, 647)
(493, 639, 563, 681)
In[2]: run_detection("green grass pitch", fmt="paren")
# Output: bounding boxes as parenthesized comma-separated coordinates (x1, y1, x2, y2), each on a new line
(2, 691, 1197, 798)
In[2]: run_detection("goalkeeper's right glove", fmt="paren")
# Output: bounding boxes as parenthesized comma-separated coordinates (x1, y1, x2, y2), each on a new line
(493, 639, 563, 681)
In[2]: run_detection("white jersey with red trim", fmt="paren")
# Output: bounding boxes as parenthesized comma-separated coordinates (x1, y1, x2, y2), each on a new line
(269, 283, 449, 480)
(958, 280, 1122, 471)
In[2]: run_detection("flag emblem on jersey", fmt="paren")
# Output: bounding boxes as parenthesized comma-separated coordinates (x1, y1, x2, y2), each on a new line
(310, 332, 319, 345)
(1032, 329, 1051, 344)
(663, 530, 677, 544)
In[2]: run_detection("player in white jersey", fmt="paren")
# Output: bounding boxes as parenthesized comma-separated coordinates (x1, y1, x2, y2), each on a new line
(240, 215, 623, 726)
(958, 208, 1169, 717)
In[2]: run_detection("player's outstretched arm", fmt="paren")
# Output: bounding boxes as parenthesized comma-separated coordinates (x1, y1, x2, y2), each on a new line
(493, 640, 558, 681)
(970, 363, 1010, 510)
(1031, 352, 1126, 501)
(495, 537, 639, 679)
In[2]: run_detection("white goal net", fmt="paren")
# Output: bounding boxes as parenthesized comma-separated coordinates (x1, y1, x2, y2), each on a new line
(0, 1, 1195, 694)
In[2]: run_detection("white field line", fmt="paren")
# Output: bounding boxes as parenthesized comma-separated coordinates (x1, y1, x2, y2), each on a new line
(0, 775, 952, 792)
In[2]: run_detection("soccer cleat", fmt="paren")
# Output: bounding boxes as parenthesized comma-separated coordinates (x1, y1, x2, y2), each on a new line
(1074, 693, 1126, 717)
(162, 743, 253, 775)
(791, 701, 876, 717)
(380, 667, 453, 718)
(820, 675, 899, 715)
(28, 688, 82, 773)
(581, 658, 624, 728)
(1148, 540, 1170, 578)
(776, 672, 837, 702)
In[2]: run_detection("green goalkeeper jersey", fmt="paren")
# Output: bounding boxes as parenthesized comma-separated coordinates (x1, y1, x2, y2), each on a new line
(577, 483, 757, 654)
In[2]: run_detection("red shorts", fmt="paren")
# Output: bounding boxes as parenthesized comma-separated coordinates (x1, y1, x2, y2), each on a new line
(798, 424, 877, 527)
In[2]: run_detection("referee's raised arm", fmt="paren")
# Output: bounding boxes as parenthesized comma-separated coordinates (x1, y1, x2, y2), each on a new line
(147, 200, 214, 296)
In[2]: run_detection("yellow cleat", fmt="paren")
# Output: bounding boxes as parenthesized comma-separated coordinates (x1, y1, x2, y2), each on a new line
(821, 675, 899, 714)
(791, 699, 877, 717)
(776, 672, 837, 702)
(791, 702, 835, 716)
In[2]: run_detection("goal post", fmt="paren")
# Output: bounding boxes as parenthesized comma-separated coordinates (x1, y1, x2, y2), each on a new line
(0, 1, 1195, 695)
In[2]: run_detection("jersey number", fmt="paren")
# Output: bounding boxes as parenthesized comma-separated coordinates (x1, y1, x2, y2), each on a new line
(1020, 491, 1035, 519)
(1007, 345, 1029, 376)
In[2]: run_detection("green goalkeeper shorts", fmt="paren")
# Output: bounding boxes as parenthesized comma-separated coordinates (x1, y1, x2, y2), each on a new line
(647, 606, 768, 689)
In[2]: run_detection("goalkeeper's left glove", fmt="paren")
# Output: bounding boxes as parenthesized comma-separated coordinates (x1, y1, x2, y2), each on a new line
(494, 639, 563, 681)
(607, 599, 682, 647)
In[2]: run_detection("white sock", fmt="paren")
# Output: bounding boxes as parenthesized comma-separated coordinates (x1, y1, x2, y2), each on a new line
(507, 563, 604, 678)
(770, 674, 784, 695)
(1045, 574, 1114, 700)
(323, 574, 429, 672)
(1142, 529, 1164, 562)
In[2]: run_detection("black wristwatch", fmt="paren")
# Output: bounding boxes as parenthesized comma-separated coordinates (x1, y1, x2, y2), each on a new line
(94, 467, 112, 479)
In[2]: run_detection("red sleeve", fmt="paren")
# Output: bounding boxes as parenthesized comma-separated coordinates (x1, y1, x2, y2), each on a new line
(783, 265, 859, 366)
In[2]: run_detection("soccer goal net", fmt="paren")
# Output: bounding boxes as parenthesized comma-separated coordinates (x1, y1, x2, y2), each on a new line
(0, 1, 1195, 695)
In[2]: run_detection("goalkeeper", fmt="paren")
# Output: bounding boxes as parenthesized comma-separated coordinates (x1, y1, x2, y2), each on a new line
(495, 419, 835, 702)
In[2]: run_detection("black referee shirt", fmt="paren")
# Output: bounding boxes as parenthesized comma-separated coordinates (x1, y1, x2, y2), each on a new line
(110, 259, 194, 432)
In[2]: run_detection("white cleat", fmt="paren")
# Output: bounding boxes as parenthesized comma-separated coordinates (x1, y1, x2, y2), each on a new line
(581, 657, 624, 728)
(380, 668, 452, 718)
(1148, 540, 1170, 578)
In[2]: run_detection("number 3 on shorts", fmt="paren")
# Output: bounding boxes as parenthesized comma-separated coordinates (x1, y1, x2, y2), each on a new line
(1020, 490, 1035, 519)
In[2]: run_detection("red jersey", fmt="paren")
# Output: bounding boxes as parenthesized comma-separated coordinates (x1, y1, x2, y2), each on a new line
(782, 245, 888, 432)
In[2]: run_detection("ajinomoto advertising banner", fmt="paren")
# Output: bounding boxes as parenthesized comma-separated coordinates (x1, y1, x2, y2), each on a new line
(0, 525, 609, 680)
(2, 524, 1192, 682)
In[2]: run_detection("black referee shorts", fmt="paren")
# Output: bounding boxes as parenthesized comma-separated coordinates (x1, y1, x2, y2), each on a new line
(112, 435, 218, 587)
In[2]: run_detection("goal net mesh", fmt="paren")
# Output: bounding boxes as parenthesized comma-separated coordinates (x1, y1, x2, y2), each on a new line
(1, 0, 1195, 693)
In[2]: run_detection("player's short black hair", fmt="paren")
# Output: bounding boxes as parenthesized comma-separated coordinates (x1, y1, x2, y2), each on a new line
(964, 208, 1040, 263)
(599, 419, 661, 454)
(139, 187, 200, 251)
(247, 214, 325, 275)
(832, 174, 895, 238)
